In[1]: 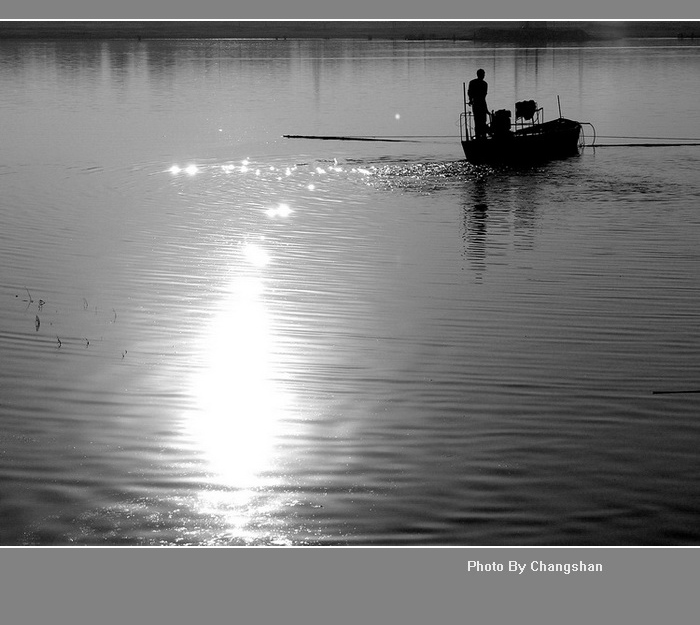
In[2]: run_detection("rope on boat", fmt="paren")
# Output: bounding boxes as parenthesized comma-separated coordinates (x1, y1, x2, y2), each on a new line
(592, 143, 700, 147)
(597, 134, 700, 142)
(579, 122, 596, 149)
(586, 130, 700, 148)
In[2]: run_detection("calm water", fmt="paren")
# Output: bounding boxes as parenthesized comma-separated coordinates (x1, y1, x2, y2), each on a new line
(2, 37, 700, 545)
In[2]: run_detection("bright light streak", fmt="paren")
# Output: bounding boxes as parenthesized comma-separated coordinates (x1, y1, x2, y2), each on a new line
(243, 242, 271, 267)
(185, 236, 298, 540)
(265, 203, 293, 218)
(169, 164, 199, 175)
(189, 275, 280, 491)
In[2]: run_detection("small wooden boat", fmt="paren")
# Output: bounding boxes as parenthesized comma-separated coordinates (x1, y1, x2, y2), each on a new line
(460, 86, 583, 166)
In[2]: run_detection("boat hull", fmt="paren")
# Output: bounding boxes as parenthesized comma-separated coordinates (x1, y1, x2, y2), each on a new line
(462, 117, 582, 165)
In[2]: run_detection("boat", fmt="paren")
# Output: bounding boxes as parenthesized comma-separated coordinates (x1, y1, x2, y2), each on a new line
(460, 85, 583, 166)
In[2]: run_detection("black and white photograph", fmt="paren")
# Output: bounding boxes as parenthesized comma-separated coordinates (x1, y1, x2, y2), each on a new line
(1, 12, 700, 623)
(3, 19, 700, 547)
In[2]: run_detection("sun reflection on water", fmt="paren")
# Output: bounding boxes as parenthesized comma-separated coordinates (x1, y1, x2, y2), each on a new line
(265, 203, 293, 219)
(167, 153, 373, 540)
(169, 164, 199, 175)
(188, 235, 290, 540)
(192, 277, 278, 483)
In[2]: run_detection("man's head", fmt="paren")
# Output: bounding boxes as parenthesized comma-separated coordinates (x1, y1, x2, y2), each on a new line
(477, 69, 485, 79)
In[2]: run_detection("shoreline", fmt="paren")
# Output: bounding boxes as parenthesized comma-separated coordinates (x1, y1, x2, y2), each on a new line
(0, 21, 698, 42)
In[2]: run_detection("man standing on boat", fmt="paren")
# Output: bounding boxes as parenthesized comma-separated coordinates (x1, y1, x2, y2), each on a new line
(468, 69, 489, 139)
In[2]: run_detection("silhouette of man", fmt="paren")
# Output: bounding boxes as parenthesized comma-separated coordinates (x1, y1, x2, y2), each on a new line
(468, 69, 489, 139)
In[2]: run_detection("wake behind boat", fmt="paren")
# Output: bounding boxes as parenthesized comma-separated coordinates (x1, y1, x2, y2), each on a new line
(460, 84, 583, 165)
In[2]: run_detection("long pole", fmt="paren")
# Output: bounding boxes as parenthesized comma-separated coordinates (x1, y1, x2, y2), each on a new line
(283, 134, 419, 142)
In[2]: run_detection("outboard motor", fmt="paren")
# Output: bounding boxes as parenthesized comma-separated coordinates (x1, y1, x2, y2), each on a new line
(490, 109, 512, 136)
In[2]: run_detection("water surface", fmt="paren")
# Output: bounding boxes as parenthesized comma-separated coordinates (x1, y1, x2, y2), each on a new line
(2, 38, 700, 545)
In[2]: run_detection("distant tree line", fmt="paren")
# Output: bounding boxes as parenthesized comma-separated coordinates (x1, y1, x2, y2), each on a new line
(0, 21, 698, 42)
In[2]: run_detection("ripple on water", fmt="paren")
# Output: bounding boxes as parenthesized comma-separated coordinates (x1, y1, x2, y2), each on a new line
(3, 139, 700, 545)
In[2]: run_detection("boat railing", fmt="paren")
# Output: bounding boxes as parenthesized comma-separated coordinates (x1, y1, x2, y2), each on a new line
(460, 94, 546, 142)
(461, 107, 538, 141)
(460, 110, 474, 142)
(513, 105, 544, 131)
(460, 108, 501, 141)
